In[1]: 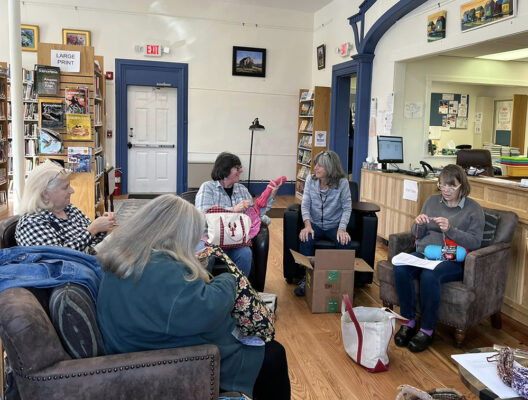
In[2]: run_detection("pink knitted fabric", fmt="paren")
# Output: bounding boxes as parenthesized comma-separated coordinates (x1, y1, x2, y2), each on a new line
(246, 176, 287, 238)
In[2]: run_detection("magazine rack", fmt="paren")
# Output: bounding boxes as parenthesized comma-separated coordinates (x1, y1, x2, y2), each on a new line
(37, 43, 106, 220)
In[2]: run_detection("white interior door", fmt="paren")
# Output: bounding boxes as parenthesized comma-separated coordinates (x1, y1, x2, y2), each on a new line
(127, 85, 177, 194)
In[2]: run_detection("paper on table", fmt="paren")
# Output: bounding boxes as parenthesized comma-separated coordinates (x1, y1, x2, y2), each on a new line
(392, 253, 442, 270)
(451, 352, 519, 399)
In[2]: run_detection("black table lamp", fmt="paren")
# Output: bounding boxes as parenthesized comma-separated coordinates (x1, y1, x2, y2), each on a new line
(247, 118, 265, 194)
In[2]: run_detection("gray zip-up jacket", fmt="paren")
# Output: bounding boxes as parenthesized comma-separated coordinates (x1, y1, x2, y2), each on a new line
(301, 175, 351, 231)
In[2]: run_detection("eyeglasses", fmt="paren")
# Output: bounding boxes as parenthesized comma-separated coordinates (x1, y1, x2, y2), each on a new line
(437, 183, 461, 193)
(49, 168, 71, 185)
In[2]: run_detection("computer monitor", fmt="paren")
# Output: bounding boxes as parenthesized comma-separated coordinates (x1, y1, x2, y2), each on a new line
(377, 135, 403, 170)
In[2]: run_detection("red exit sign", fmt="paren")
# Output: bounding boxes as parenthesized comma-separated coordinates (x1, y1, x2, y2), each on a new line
(145, 44, 161, 57)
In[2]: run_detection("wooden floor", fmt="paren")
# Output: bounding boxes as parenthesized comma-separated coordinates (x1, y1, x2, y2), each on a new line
(266, 196, 528, 400)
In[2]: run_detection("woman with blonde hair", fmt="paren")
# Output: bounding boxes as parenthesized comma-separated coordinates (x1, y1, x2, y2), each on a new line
(16, 159, 115, 253)
(96, 194, 290, 399)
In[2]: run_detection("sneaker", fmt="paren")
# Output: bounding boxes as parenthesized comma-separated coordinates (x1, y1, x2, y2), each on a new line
(294, 277, 306, 297)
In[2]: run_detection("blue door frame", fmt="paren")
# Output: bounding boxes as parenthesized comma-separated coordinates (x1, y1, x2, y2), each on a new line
(115, 59, 188, 194)
(329, 60, 358, 178)
(331, 0, 428, 187)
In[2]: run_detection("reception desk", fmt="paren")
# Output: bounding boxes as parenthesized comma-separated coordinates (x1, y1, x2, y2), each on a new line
(361, 169, 528, 325)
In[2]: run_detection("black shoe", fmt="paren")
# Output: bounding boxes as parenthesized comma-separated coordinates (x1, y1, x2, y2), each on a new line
(294, 277, 306, 297)
(408, 330, 434, 353)
(394, 325, 417, 347)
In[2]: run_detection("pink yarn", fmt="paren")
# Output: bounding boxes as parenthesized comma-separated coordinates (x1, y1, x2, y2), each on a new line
(246, 176, 287, 238)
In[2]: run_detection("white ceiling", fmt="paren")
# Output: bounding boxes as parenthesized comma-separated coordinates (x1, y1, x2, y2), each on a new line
(220, 0, 334, 13)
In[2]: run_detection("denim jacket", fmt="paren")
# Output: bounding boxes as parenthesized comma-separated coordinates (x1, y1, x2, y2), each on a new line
(0, 246, 102, 300)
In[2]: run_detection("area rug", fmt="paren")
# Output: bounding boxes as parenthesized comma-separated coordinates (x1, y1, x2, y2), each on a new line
(114, 199, 151, 225)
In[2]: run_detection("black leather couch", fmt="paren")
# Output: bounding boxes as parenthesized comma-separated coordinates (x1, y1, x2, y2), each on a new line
(282, 182, 378, 286)
(180, 190, 269, 292)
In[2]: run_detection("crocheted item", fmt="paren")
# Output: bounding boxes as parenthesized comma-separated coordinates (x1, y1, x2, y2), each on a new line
(246, 176, 287, 238)
(395, 385, 465, 400)
(488, 347, 528, 397)
(487, 347, 514, 386)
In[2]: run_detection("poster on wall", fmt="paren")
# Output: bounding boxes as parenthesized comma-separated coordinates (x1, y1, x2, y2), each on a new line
(427, 10, 446, 42)
(461, 0, 515, 32)
(495, 100, 512, 131)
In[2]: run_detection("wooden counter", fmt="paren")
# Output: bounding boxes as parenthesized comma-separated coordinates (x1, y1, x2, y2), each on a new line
(361, 169, 528, 326)
(360, 169, 438, 241)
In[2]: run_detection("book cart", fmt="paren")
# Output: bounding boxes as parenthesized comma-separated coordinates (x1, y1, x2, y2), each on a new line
(295, 86, 331, 200)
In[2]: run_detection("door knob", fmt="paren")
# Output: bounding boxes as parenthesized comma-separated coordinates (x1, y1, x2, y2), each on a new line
(129, 127, 134, 137)
(127, 142, 132, 149)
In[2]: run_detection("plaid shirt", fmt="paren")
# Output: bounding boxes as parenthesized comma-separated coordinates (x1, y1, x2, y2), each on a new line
(15, 205, 106, 253)
(195, 180, 273, 213)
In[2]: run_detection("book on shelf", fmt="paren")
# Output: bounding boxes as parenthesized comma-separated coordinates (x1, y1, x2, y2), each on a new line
(299, 119, 308, 132)
(25, 139, 36, 156)
(307, 104, 314, 116)
(65, 87, 89, 114)
(66, 113, 92, 140)
(23, 82, 36, 100)
(95, 181, 102, 205)
(34, 65, 61, 96)
(39, 98, 64, 129)
(306, 89, 313, 100)
(0, 190, 6, 206)
(300, 103, 310, 115)
(306, 120, 313, 132)
(38, 128, 63, 154)
(68, 146, 92, 172)
(296, 180, 305, 196)
(0, 167, 6, 185)
(300, 91, 308, 101)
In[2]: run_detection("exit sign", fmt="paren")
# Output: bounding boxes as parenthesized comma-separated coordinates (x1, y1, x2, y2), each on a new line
(145, 44, 161, 57)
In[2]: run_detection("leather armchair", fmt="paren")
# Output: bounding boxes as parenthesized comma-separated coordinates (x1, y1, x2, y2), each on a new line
(0, 287, 221, 400)
(0, 215, 243, 400)
(376, 207, 518, 346)
(180, 190, 269, 292)
(282, 182, 378, 286)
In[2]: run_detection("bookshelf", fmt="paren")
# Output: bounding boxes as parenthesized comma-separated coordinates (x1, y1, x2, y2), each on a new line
(0, 63, 8, 212)
(6, 68, 39, 180)
(295, 86, 331, 200)
(37, 43, 106, 220)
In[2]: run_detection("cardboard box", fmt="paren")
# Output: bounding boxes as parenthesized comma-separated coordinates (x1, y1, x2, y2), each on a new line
(290, 249, 372, 313)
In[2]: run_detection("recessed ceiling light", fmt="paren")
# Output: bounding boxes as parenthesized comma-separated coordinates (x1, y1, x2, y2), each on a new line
(477, 48, 528, 61)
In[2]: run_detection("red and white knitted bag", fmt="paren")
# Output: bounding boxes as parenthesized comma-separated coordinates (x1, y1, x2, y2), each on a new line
(205, 206, 252, 249)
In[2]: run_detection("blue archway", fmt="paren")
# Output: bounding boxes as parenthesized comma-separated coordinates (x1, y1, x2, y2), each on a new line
(330, 0, 427, 185)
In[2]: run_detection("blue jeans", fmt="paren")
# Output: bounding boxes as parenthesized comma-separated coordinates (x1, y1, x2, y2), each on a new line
(393, 252, 463, 330)
(299, 224, 353, 256)
(225, 246, 252, 277)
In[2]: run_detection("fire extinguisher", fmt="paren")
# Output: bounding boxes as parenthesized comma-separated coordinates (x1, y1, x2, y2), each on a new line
(114, 167, 122, 196)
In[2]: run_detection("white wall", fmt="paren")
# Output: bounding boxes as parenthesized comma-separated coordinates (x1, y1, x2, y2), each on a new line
(314, 0, 528, 168)
(0, 0, 315, 183)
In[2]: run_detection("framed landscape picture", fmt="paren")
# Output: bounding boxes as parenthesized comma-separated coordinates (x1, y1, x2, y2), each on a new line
(317, 44, 326, 70)
(461, 0, 515, 32)
(21, 25, 39, 52)
(427, 10, 446, 42)
(62, 29, 91, 46)
(232, 46, 266, 77)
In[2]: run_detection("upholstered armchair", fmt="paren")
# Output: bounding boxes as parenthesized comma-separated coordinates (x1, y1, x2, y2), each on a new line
(456, 149, 494, 176)
(377, 207, 518, 346)
(282, 181, 379, 286)
(0, 215, 243, 400)
(180, 190, 270, 292)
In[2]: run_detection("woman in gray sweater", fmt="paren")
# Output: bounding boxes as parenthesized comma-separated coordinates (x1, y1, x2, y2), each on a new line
(295, 150, 353, 296)
(393, 164, 484, 352)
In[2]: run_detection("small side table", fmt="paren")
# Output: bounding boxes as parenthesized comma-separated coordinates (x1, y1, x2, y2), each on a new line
(352, 201, 380, 216)
(457, 347, 523, 400)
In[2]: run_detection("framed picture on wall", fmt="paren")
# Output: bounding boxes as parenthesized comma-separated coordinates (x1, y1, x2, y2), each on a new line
(317, 44, 326, 70)
(427, 10, 446, 42)
(21, 25, 39, 52)
(461, 0, 516, 32)
(62, 29, 91, 46)
(232, 46, 266, 77)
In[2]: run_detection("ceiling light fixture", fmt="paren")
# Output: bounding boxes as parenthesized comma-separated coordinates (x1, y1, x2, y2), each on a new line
(477, 48, 528, 61)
